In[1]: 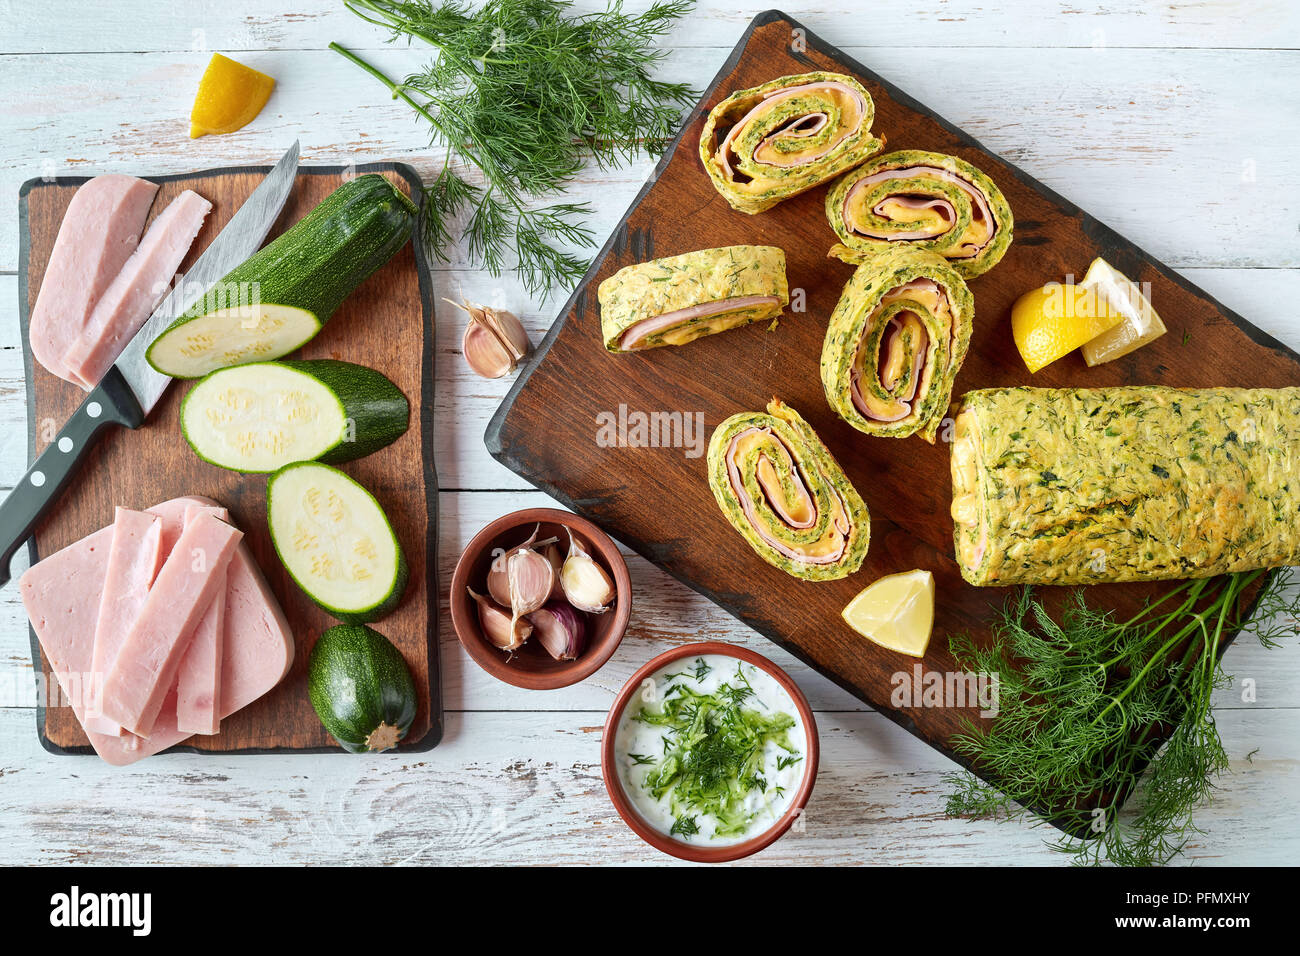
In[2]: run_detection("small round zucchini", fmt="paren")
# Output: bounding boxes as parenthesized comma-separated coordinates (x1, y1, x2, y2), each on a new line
(308, 624, 417, 753)
(180, 359, 409, 473)
(267, 461, 409, 623)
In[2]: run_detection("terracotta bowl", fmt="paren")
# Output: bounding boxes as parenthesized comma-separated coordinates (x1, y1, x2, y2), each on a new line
(450, 508, 631, 690)
(601, 641, 819, 862)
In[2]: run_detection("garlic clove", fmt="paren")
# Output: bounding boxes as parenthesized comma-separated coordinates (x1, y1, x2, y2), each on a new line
(542, 542, 563, 601)
(449, 297, 531, 379)
(486, 549, 512, 606)
(507, 545, 555, 620)
(528, 601, 587, 661)
(560, 528, 615, 614)
(468, 587, 532, 651)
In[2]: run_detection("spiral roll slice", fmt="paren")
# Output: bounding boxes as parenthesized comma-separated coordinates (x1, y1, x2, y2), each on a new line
(699, 72, 885, 215)
(708, 399, 870, 581)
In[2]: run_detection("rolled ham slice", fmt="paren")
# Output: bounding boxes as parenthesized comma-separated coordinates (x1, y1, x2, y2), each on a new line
(62, 189, 211, 389)
(826, 149, 1014, 278)
(20, 496, 294, 765)
(700, 71, 884, 214)
(29, 174, 158, 383)
(821, 249, 974, 443)
(599, 246, 788, 353)
(84, 508, 164, 737)
(707, 399, 870, 582)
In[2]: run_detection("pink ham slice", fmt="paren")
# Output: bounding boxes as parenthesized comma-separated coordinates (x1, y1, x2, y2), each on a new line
(62, 189, 211, 389)
(19, 496, 294, 766)
(100, 511, 242, 737)
(717, 80, 868, 179)
(618, 295, 781, 350)
(84, 508, 164, 736)
(174, 503, 230, 736)
(29, 174, 158, 383)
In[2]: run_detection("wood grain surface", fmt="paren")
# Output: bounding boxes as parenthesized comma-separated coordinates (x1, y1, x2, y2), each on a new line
(20, 163, 441, 754)
(488, 11, 1300, 812)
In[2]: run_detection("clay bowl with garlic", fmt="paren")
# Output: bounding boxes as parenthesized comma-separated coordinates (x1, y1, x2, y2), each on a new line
(450, 508, 631, 690)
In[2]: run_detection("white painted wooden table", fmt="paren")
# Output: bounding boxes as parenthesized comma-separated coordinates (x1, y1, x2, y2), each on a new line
(2, 1, 1298, 866)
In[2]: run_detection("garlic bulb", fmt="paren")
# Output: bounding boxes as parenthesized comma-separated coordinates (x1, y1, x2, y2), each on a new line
(449, 297, 531, 379)
(468, 588, 532, 651)
(528, 602, 587, 661)
(560, 528, 615, 614)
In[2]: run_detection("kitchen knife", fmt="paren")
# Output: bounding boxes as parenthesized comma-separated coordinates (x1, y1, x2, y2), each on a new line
(0, 142, 301, 587)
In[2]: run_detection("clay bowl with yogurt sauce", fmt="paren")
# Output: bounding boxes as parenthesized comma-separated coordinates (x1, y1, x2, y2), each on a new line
(450, 507, 631, 690)
(602, 642, 819, 862)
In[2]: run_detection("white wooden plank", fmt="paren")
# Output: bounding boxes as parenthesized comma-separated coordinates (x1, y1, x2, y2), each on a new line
(3, 0, 1297, 55)
(0, 704, 1293, 865)
(1, 47, 1299, 275)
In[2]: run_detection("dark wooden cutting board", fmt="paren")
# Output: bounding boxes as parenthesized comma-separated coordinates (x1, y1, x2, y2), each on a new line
(489, 11, 1300, 815)
(19, 162, 442, 755)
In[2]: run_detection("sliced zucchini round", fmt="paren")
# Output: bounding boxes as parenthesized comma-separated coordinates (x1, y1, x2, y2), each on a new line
(181, 359, 409, 473)
(267, 461, 409, 624)
(149, 304, 321, 380)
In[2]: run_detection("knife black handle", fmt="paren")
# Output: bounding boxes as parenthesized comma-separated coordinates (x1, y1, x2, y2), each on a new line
(0, 366, 145, 589)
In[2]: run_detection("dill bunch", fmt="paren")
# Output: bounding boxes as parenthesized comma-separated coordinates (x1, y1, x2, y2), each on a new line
(332, 0, 698, 294)
(943, 568, 1299, 865)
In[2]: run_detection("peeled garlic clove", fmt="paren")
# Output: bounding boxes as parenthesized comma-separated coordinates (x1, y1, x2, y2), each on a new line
(450, 298, 531, 379)
(528, 601, 587, 661)
(508, 545, 555, 619)
(468, 588, 532, 651)
(560, 529, 615, 614)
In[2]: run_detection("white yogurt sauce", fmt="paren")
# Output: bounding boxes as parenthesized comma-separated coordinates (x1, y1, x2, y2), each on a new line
(614, 653, 807, 846)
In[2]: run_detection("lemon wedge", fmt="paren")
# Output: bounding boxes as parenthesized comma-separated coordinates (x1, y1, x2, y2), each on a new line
(1078, 257, 1167, 366)
(1010, 277, 1124, 374)
(841, 569, 935, 657)
(190, 53, 275, 139)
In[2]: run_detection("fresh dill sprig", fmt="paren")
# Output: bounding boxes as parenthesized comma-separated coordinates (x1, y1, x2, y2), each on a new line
(943, 568, 1299, 866)
(332, 0, 698, 294)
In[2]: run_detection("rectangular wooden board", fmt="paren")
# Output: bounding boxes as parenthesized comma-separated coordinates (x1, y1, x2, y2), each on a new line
(19, 162, 442, 755)
(488, 11, 1300, 819)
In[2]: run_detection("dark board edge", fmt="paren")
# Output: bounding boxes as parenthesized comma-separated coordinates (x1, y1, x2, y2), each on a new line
(485, 9, 1289, 837)
(18, 161, 443, 757)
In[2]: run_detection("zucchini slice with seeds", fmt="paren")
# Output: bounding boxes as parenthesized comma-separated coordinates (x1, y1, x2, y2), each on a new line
(267, 461, 408, 623)
(147, 173, 418, 378)
(181, 359, 409, 473)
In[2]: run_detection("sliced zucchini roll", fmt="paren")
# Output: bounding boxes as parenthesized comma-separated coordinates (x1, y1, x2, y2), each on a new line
(599, 245, 789, 353)
(699, 72, 885, 215)
(708, 399, 869, 582)
(820, 248, 974, 443)
(826, 150, 1013, 278)
(952, 386, 1300, 586)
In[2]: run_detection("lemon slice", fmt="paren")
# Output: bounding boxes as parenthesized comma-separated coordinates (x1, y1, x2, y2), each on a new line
(190, 53, 275, 139)
(841, 569, 935, 657)
(1010, 277, 1124, 374)
(1078, 257, 1167, 366)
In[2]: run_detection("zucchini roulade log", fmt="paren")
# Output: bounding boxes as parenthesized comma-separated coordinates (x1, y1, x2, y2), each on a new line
(820, 248, 974, 442)
(699, 72, 885, 215)
(708, 399, 870, 582)
(951, 386, 1300, 586)
(599, 245, 789, 353)
(826, 150, 1013, 278)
